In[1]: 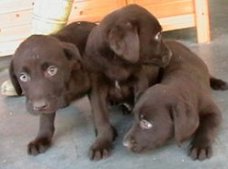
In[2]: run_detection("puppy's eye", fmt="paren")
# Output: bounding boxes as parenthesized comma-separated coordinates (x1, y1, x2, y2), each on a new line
(19, 72, 30, 82)
(154, 32, 162, 41)
(140, 119, 153, 130)
(47, 65, 58, 76)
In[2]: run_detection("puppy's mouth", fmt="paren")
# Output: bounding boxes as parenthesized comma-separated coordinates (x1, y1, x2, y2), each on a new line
(126, 144, 145, 153)
(27, 104, 59, 115)
(26, 97, 68, 115)
(30, 109, 56, 115)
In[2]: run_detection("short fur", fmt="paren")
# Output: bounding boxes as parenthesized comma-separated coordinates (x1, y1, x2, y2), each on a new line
(83, 4, 228, 160)
(9, 21, 159, 159)
(123, 40, 226, 161)
(9, 21, 96, 155)
(84, 4, 168, 160)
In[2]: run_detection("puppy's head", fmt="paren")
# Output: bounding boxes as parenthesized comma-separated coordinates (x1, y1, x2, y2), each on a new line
(123, 85, 199, 152)
(85, 25, 140, 82)
(85, 5, 172, 82)
(10, 35, 81, 114)
(107, 5, 172, 67)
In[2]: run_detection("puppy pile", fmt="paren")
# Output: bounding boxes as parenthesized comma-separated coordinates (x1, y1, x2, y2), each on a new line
(9, 4, 228, 161)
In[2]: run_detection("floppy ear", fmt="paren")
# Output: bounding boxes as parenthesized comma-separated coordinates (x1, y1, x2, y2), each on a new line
(108, 22, 140, 63)
(60, 42, 82, 70)
(170, 101, 199, 145)
(9, 61, 22, 95)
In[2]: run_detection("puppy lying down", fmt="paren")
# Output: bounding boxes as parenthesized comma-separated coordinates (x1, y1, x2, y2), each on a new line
(123, 40, 227, 160)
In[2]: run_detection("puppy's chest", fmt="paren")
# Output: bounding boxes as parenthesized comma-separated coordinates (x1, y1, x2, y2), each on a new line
(108, 80, 135, 102)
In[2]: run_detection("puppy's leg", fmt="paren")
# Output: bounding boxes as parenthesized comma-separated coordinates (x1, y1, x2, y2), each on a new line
(89, 78, 117, 160)
(27, 113, 55, 155)
(189, 102, 222, 160)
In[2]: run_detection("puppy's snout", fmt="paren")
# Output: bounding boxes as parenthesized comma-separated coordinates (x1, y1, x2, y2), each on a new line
(123, 136, 136, 148)
(33, 100, 48, 111)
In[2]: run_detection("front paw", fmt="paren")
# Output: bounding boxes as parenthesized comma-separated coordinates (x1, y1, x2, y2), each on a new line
(189, 142, 212, 160)
(89, 138, 113, 160)
(27, 137, 51, 155)
(89, 127, 117, 160)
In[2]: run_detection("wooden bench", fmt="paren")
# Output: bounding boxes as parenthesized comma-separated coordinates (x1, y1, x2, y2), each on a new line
(0, 0, 210, 57)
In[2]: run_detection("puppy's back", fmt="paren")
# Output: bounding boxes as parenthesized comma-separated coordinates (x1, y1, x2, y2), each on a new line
(163, 40, 210, 88)
(53, 21, 96, 55)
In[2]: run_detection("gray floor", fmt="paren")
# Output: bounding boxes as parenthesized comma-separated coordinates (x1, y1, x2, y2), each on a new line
(1, 1, 228, 169)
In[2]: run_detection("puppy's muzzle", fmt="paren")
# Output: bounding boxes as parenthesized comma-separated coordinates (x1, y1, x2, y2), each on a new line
(123, 136, 136, 149)
(33, 99, 49, 111)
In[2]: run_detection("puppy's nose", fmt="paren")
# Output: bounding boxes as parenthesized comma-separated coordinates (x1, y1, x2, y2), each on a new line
(123, 137, 136, 148)
(123, 140, 131, 148)
(33, 100, 48, 111)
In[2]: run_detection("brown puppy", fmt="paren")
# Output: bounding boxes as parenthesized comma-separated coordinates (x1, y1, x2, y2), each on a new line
(84, 4, 171, 160)
(123, 40, 226, 160)
(10, 21, 96, 155)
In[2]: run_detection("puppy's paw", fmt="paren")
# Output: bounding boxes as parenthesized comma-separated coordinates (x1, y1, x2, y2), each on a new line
(89, 138, 113, 160)
(189, 143, 212, 160)
(89, 127, 117, 161)
(27, 137, 51, 155)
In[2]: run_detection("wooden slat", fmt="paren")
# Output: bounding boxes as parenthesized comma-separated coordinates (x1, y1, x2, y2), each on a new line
(127, 0, 194, 18)
(193, 0, 211, 43)
(0, 39, 25, 57)
(0, 9, 32, 28)
(0, 0, 210, 57)
(159, 14, 195, 31)
(0, 0, 34, 14)
(0, 24, 31, 57)
(0, 24, 31, 42)
(68, 0, 127, 23)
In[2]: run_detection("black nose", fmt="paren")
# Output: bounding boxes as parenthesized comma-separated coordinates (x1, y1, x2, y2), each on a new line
(123, 137, 136, 148)
(33, 100, 48, 111)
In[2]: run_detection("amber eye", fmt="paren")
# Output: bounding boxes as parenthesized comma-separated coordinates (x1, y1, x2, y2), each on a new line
(19, 72, 30, 82)
(139, 119, 153, 130)
(47, 65, 58, 76)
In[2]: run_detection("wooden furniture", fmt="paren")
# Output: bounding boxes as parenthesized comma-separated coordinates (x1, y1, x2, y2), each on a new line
(0, 0, 211, 57)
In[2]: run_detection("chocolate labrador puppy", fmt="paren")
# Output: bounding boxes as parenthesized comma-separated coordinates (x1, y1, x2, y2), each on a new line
(84, 4, 170, 160)
(123, 40, 227, 160)
(9, 21, 96, 155)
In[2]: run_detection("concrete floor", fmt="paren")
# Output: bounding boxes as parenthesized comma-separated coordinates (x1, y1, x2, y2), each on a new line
(1, 1, 228, 169)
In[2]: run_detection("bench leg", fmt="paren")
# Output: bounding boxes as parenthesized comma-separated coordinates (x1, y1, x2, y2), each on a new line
(194, 0, 211, 43)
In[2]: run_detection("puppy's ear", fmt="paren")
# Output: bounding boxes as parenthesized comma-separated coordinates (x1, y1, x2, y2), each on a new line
(9, 61, 22, 95)
(170, 101, 199, 145)
(108, 22, 140, 63)
(61, 42, 82, 70)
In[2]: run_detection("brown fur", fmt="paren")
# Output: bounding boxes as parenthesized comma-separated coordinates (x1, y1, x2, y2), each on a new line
(123, 40, 225, 161)
(9, 20, 159, 159)
(10, 21, 96, 155)
(84, 4, 167, 160)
